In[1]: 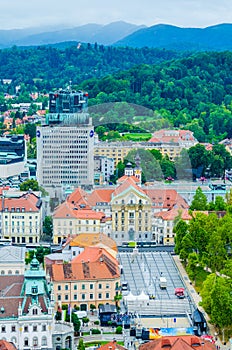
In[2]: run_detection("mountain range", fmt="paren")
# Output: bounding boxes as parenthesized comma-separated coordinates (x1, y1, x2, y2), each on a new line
(0, 22, 232, 51)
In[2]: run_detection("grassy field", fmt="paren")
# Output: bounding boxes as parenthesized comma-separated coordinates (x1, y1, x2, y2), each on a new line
(122, 133, 152, 141)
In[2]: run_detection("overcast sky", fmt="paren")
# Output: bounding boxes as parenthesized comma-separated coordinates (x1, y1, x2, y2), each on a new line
(0, 0, 231, 30)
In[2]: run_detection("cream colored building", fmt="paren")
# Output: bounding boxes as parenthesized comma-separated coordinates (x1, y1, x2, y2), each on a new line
(0, 191, 42, 244)
(46, 247, 120, 310)
(94, 129, 198, 168)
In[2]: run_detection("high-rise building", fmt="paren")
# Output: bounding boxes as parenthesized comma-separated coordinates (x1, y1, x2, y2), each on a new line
(37, 88, 94, 199)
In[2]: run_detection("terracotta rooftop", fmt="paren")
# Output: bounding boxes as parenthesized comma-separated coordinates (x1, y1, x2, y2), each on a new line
(72, 246, 118, 264)
(69, 233, 117, 251)
(87, 188, 115, 206)
(53, 201, 105, 220)
(0, 193, 41, 212)
(0, 340, 17, 350)
(139, 335, 216, 350)
(154, 208, 192, 221)
(144, 189, 189, 210)
(113, 177, 146, 197)
(98, 341, 126, 350)
(51, 249, 119, 281)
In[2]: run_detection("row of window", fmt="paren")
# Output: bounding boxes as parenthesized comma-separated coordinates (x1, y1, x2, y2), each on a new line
(57, 292, 110, 301)
(57, 283, 110, 291)
(1, 324, 46, 333)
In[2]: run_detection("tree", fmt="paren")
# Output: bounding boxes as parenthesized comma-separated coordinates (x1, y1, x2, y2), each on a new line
(201, 273, 217, 315)
(188, 144, 209, 177)
(189, 187, 208, 211)
(25, 246, 51, 265)
(43, 216, 53, 241)
(179, 233, 194, 265)
(78, 338, 85, 350)
(173, 219, 188, 254)
(186, 252, 199, 284)
(20, 179, 39, 191)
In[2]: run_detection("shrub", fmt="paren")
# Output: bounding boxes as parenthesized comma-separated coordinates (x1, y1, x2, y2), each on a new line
(91, 329, 101, 334)
(116, 326, 123, 334)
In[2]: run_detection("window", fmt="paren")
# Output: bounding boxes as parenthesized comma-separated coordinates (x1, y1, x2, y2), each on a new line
(65, 284, 69, 290)
(32, 308, 38, 315)
(1, 326, 6, 332)
(82, 284, 85, 290)
(33, 337, 38, 347)
(98, 293, 102, 299)
(106, 292, 110, 299)
(57, 295, 61, 301)
(42, 325, 46, 331)
(106, 284, 110, 289)
(74, 294, 77, 300)
(98, 283, 102, 289)
(24, 338, 29, 346)
(24, 326, 28, 332)
(33, 325, 37, 332)
(65, 294, 69, 300)
(42, 336, 47, 346)
(11, 326, 16, 332)
(58, 285, 61, 291)
(90, 284, 93, 290)
(90, 293, 93, 299)
(81, 294, 85, 300)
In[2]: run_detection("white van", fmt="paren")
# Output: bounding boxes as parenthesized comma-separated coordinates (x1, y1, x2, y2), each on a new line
(159, 277, 167, 289)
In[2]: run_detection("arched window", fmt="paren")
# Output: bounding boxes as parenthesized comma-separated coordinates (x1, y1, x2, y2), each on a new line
(24, 338, 29, 346)
(1, 270, 4, 275)
(15, 270, 19, 275)
(33, 337, 38, 347)
(11, 337, 17, 344)
(8, 270, 12, 275)
(42, 336, 47, 346)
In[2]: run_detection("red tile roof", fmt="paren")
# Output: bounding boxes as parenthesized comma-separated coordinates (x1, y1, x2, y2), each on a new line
(98, 341, 126, 350)
(51, 247, 119, 281)
(144, 189, 189, 210)
(0, 193, 40, 212)
(139, 336, 216, 350)
(0, 340, 17, 350)
(154, 208, 192, 221)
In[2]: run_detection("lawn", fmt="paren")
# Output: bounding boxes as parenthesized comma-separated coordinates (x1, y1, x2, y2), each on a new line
(122, 133, 152, 141)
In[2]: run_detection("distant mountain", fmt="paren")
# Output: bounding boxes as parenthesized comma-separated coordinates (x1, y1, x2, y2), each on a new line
(0, 21, 145, 48)
(114, 23, 232, 51)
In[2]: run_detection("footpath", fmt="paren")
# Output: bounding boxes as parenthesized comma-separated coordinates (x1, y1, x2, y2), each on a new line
(173, 255, 230, 350)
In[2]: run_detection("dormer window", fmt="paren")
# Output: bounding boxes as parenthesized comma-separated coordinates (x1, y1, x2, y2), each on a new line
(32, 285, 38, 294)
(32, 308, 38, 315)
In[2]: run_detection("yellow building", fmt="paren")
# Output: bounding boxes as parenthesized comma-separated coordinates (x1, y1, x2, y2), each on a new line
(46, 247, 120, 311)
(94, 130, 198, 167)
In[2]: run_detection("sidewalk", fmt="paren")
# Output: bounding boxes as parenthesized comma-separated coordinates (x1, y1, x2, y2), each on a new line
(173, 255, 229, 350)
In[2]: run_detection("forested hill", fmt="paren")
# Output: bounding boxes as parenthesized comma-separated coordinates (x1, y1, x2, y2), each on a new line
(0, 44, 183, 90)
(115, 23, 232, 51)
(81, 51, 232, 142)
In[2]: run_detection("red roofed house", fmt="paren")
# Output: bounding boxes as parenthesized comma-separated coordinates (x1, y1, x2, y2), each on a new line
(0, 190, 43, 244)
(139, 335, 216, 350)
(46, 246, 120, 310)
(53, 160, 189, 245)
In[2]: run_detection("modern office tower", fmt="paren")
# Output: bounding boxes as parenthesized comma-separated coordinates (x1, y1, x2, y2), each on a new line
(0, 134, 28, 179)
(36, 88, 94, 200)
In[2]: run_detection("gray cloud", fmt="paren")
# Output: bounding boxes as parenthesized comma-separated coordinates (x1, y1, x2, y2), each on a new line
(0, 0, 231, 29)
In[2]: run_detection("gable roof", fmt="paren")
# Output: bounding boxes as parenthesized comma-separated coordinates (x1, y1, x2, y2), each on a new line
(139, 336, 216, 350)
(98, 341, 126, 350)
(87, 188, 115, 206)
(144, 189, 189, 210)
(69, 233, 117, 251)
(0, 193, 41, 212)
(112, 177, 147, 198)
(154, 208, 192, 221)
